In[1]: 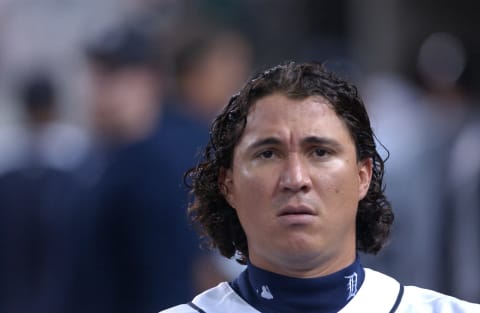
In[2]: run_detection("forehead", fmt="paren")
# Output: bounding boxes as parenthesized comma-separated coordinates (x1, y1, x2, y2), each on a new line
(249, 93, 331, 117)
(247, 93, 343, 127)
(236, 93, 354, 145)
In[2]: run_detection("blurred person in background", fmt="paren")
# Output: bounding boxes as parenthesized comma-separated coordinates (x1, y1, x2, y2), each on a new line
(165, 28, 255, 290)
(0, 71, 89, 313)
(68, 23, 206, 313)
(360, 32, 471, 294)
(445, 89, 480, 302)
(169, 29, 254, 124)
(0, 71, 90, 175)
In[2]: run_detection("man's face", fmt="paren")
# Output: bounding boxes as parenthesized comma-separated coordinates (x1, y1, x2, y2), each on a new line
(222, 93, 372, 277)
(89, 66, 159, 142)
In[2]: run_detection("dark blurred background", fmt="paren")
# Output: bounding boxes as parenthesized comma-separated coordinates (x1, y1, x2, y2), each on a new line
(0, 0, 478, 312)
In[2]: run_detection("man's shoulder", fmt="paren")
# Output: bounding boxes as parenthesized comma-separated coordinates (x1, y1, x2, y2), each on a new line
(400, 285, 480, 312)
(160, 304, 197, 313)
(342, 268, 478, 312)
(160, 282, 259, 313)
(360, 268, 479, 312)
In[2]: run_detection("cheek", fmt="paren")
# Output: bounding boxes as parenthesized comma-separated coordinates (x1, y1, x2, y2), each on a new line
(233, 167, 270, 206)
(230, 164, 274, 220)
(316, 165, 361, 211)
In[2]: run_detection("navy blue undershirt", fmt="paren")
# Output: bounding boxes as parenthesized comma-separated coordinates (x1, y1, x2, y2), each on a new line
(230, 257, 365, 313)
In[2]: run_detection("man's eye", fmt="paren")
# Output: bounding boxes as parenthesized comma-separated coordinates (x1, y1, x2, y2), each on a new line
(314, 148, 328, 157)
(260, 150, 274, 159)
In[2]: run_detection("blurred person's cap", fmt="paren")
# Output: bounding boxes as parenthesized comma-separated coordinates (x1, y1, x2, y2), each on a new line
(86, 25, 157, 69)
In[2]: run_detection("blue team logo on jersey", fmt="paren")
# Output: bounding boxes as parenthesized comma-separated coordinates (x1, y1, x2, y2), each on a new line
(345, 272, 358, 301)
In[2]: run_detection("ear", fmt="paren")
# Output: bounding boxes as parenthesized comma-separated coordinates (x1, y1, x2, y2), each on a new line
(357, 158, 373, 200)
(218, 167, 236, 209)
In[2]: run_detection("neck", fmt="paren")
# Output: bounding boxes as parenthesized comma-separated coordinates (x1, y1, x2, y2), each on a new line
(249, 249, 356, 278)
(231, 256, 364, 313)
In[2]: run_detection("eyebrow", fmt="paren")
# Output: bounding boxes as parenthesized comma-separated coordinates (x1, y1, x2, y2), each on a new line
(246, 136, 342, 151)
(246, 137, 283, 151)
(302, 136, 342, 149)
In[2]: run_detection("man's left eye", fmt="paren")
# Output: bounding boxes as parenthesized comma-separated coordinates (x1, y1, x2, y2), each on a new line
(314, 148, 328, 157)
(260, 150, 274, 159)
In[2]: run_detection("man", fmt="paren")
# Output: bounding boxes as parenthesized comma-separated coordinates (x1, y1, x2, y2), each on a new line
(0, 72, 88, 313)
(162, 62, 479, 312)
(447, 113, 480, 302)
(69, 25, 205, 313)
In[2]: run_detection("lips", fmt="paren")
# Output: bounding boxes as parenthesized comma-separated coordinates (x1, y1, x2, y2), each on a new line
(277, 205, 317, 226)
(278, 205, 316, 217)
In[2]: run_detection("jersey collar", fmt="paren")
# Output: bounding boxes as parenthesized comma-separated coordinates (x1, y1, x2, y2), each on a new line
(231, 256, 365, 313)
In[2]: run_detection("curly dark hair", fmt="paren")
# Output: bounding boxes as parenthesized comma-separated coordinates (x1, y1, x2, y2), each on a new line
(186, 61, 393, 264)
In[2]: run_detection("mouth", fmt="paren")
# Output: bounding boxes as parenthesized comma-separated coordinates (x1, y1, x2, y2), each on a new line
(277, 205, 317, 217)
(277, 205, 317, 226)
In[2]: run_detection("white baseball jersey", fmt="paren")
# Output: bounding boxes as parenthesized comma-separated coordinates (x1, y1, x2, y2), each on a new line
(160, 268, 479, 313)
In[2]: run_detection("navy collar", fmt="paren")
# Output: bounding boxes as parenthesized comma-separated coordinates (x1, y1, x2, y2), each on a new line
(230, 257, 365, 313)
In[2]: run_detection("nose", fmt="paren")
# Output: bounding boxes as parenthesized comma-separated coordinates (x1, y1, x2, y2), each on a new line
(279, 154, 312, 193)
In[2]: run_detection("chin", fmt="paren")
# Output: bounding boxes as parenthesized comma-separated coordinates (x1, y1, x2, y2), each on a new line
(278, 237, 323, 258)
